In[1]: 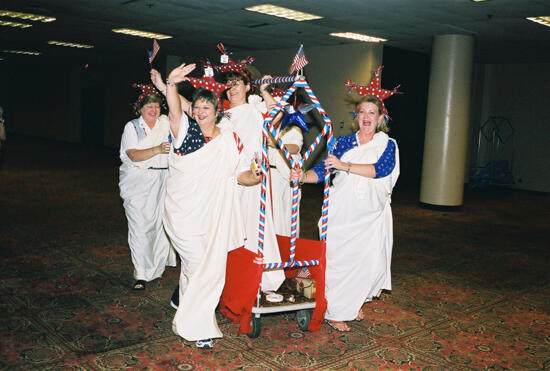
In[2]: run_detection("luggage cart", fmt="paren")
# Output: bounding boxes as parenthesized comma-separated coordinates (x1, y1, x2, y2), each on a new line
(220, 76, 336, 337)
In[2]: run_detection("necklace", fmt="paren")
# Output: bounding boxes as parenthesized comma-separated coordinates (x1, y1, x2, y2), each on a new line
(201, 125, 219, 140)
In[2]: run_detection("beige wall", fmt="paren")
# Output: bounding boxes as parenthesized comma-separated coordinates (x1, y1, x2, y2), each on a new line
(472, 63, 550, 192)
(252, 43, 382, 133)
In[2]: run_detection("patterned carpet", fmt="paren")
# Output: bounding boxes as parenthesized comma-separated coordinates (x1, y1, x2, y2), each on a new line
(1, 135, 549, 370)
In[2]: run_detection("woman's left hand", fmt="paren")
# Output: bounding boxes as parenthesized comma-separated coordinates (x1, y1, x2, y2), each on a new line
(325, 154, 344, 171)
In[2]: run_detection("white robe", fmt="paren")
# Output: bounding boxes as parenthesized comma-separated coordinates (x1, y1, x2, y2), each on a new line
(119, 115, 176, 281)
(164, 127, 245, 341)
(268, 126, 303, 237)
(324, 132, 400, 321)
(224, 99, 285, 292)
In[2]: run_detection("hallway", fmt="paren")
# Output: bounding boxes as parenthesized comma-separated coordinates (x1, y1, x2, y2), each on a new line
(1, 135, 549, 370)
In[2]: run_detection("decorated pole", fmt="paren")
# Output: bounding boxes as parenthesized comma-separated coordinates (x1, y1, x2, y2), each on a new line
(258, 76, 334, 270)
(252, 76, 299, 85)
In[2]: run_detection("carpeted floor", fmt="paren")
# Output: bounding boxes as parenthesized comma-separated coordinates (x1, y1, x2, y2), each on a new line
(1, 135, 549, 370)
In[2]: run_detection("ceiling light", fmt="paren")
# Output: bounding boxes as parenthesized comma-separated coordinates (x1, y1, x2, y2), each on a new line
(0, 10, 55, 22)
(244, 4, 323, 21)
(48, 40, 94, 49)
(3, 49, 41, 56)
(527, 16, 550, 28)
(330, 32, 387, 43)
(112, 28, 172, 39)
(0, 20, 32, 28)
(471, 0, 489, 2)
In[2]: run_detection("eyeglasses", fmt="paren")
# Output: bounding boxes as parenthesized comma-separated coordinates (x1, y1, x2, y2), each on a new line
(228, 80, 245, 87)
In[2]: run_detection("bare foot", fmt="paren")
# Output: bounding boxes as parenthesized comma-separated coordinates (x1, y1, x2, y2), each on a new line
(355, 309, 364, 321)
(326, 320, 351, 332)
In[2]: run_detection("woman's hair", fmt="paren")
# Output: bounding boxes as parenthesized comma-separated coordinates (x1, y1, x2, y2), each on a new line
(192, 88, 223, 124)
(141, 94, 163, 107)
(219, 71, 251, 102)
(353, 95, 389, 133)
(136, 93, 163, 116)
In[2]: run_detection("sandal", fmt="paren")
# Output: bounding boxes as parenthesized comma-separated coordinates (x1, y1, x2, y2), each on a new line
(356, 309, 364, 322)
(326, 320, 351, 332)
(132, 280, 146, 291)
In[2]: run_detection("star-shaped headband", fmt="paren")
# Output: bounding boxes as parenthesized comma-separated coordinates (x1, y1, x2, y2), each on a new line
(344, 65, 402, 117)
(132, 83, 162, 114)
(187, 66, 230, 98)
(212, 42, 254, 79)
(186, 61, 231, 110)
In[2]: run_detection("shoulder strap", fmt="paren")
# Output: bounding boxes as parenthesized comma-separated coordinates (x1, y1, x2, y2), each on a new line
(131, 118, 147, 142)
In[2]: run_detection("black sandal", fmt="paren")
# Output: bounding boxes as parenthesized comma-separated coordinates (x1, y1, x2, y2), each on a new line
(133, 280, 146, 290)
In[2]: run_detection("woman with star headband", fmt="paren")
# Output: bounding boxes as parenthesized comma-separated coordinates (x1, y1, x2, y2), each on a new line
(119, 85, 176, 291)
(217, 61, 288, 294)
(160, 62, 263, 349)
(291, 75, 400, 332)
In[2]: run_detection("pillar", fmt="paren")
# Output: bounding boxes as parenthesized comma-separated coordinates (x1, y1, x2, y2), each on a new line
(420, 34, 475, 207)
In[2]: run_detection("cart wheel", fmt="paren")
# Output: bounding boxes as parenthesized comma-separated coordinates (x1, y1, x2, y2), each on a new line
(247, 315, 261, 338)
(297, 309, 312, 331)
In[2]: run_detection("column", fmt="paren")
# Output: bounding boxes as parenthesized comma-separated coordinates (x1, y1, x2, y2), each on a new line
(420, 34, 475, 207)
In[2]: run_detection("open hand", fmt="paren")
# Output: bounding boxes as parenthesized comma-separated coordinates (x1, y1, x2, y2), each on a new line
(168, 63, 196, 84)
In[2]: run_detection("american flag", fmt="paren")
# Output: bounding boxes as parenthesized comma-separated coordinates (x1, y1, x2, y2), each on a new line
(297, 267, 311, 278)
(148, 39, 160, 64)
(289, 44, 309, 74)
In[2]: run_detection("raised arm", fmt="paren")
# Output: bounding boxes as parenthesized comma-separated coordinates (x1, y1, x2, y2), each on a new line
(151, 68, 192, 117)
(258, 75, 278, 111)
(165, 63, 196, 138)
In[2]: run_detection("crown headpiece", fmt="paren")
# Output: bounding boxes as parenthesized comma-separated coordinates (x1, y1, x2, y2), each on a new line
(187, 60, 230, 98)
(212, 43, 254, 79)
(344, 65, 401, 117)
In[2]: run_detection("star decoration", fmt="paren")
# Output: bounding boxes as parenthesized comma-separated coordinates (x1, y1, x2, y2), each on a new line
(344, 65, 402, 117)
(187, 76, 230, 99)
(279, 103, 313, 132)
(132, 83, 162, 114)
(212, 42, 255, 77)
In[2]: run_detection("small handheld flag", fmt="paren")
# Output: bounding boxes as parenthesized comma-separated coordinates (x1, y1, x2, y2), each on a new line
(289, 44, 309, 74)
(148, 39, 160, 65)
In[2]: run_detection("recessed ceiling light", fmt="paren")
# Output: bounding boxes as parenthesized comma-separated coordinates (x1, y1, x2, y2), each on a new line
(330, 32, 387, 43)
(3, 49, 41, 56)
(0, 20, 32, 28)
(244, 4, 323, 21)
(48, 40, 94, 49)
(112, 28, 172, 39)
(527, 16, 550, 28)
(0, 10, 55, 22)
(471, 0, 489, 2)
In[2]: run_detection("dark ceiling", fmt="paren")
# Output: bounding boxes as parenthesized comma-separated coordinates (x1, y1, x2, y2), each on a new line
(1, 0, 550, 65)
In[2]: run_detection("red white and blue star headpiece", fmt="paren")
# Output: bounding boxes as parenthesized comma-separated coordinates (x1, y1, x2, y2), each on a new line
(131, 83, 163, 115)
(187, 60, 230, 99)
(344, 65, 402, 118)
(212, 42, 254, 80)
